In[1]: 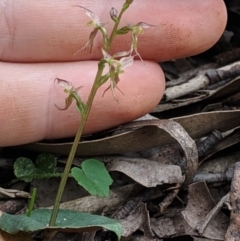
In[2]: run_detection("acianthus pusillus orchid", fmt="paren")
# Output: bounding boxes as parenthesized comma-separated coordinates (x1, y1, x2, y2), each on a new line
(101, 48, 134, 98)
(49, 0, 152, 226)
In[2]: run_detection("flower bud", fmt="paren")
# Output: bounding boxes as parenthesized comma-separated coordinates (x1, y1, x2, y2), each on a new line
(110, 7, 118, 22)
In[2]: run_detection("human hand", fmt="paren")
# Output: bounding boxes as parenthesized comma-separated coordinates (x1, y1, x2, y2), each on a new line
(0, 0, 227, 146)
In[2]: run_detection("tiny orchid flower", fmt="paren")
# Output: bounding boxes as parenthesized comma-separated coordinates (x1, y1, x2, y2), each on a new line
(118, 55, 135, 72)
(55, 78, 85, 114)
(101, 48, 134, 99)
(130, 22, 154, 62)
(117, 22, 153, 62)
(73, 6, 107, 54)
(55, 78, 81, 93)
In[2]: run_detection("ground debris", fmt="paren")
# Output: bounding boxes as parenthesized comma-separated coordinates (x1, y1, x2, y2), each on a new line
(225, 162, 240, 240)
(1, 2, 240, 240)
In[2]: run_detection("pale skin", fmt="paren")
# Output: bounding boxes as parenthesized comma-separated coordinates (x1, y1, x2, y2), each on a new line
(0, 0, 227, 147)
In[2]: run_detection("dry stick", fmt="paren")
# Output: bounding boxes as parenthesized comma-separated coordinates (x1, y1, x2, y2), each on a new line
(164, 61, 240, 101)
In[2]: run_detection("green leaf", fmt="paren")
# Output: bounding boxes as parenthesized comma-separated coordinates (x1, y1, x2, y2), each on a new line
(14, 157, 35, 182)
(0, 209, 122, 240)
(116, 26, 131, 35)
(35, 153, 57, 175)
(76, 100, 86, 114)
(72, 91, 86, 114)
(71, 159, 113, 197)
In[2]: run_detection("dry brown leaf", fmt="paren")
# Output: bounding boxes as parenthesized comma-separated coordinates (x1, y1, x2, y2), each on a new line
(22, 111, 240, 157)
(120, 203, 153, 238)
(172, 212, 198, 237)
(53, 183, 141, 213)
(196, 192, 230, 235)
(181, 182, 229, 240)
(225, 162, 240, 240)
(107, 157, 182, 187)
(150, 212, 198, 238)
(119, 119, 197, 186)
(150, 217, 176, 238)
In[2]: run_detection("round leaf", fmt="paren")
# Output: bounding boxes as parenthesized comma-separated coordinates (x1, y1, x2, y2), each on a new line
(35, 153, 57, 175)
(14, 158, 35, 182)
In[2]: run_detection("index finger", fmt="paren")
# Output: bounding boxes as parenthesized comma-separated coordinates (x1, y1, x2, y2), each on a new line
(0, 0, 227, 62)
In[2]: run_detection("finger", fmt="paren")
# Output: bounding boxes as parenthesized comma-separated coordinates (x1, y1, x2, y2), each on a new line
(0, 0, 227, 62)
(0, 60, 165, 146)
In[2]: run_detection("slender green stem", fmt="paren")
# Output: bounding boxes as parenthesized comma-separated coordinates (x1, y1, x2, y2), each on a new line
(27, 188, 37, 217)
(49, 64, 104, 226)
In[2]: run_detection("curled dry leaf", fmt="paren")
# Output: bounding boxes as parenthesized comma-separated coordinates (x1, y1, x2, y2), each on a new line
(119, 119, 198, 186)
(181, 182, 229, 240)
(150, 211, 200, 239)
(120, 203, 153, 238)
(107, 157, 183, 187)
(23, 110, 240, 157)
(196, 192, 230, 235)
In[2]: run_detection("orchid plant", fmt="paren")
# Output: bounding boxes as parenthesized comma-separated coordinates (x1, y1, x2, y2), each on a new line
(49, 0, 152, 226)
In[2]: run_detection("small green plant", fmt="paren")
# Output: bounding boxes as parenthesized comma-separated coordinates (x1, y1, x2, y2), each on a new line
(14, 153, 58, 182)
(14, 154, 113, 198)
(51, 0, 151, 227)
